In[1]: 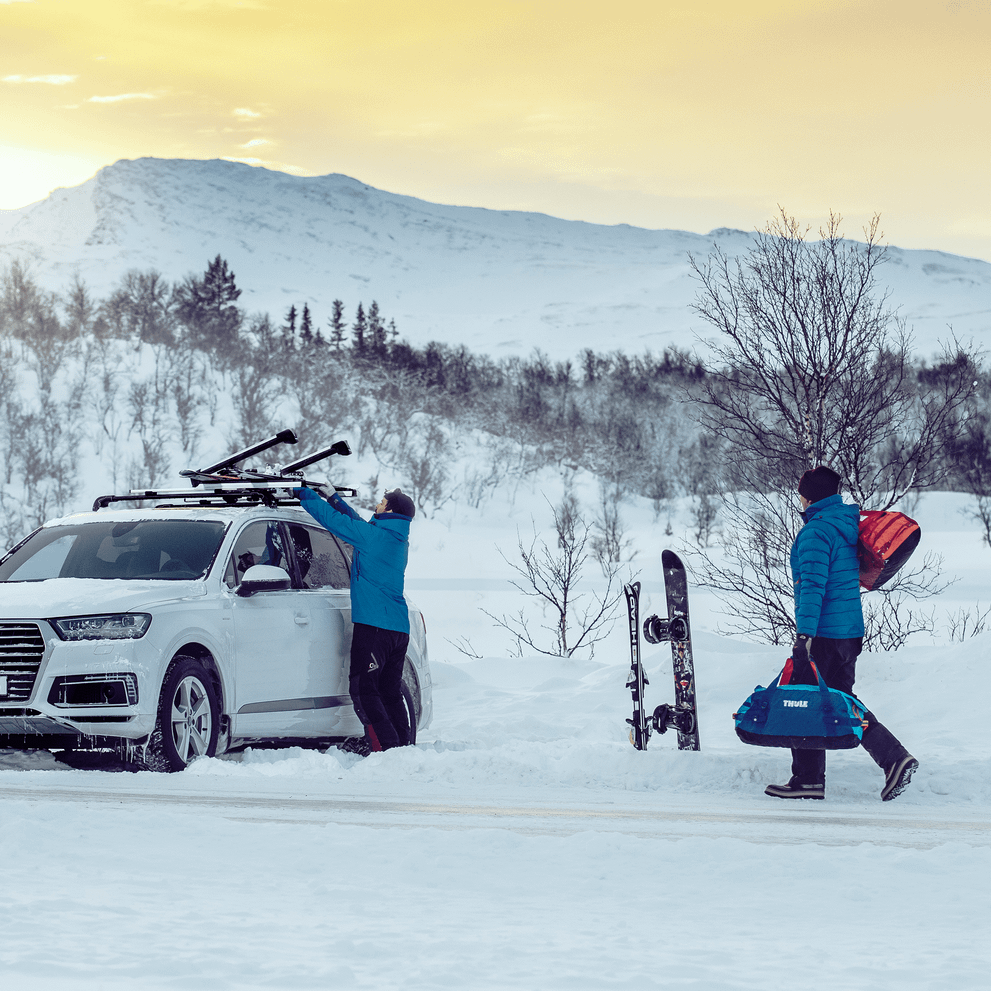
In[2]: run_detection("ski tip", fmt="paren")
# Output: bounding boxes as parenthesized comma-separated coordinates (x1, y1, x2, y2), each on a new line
(661, 549, 684, 570)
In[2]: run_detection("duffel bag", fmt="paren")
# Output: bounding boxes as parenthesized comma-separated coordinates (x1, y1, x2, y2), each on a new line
(734, 658, 868, 749)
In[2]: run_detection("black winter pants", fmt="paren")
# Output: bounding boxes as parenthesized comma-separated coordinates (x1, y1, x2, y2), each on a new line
(349, 622, 411, 751)
(791, 637, 909, 786)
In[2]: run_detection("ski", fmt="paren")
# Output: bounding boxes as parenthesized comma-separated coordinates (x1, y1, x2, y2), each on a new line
(642, 550, 701, 751)
(197, 428, 298, 475)
(179, 440, 352, 487)
(129, 480, 358, 498)
(95, 436, 356, 510)
(624, 581, 650, 750)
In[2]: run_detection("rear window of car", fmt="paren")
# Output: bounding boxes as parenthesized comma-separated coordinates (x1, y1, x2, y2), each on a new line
(0, 520, 228, 582)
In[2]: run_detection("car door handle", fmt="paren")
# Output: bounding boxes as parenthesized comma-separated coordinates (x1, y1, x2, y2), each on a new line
(294, 612, 309, 625)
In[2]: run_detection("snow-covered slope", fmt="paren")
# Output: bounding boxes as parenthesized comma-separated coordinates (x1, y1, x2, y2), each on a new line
(1, 157, 989, 359)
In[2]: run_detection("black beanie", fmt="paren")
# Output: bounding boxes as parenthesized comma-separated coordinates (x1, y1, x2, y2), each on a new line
(384, 488, 415, 519)
(798, 466, 841, 504)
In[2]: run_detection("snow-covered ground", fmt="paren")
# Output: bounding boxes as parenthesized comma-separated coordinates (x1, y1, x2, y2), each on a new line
(2, 484, 990, 990)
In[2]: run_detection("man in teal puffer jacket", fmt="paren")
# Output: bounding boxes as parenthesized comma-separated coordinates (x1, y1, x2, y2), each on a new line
(764, 466, 919, 801)
(295, 483, 415, 751)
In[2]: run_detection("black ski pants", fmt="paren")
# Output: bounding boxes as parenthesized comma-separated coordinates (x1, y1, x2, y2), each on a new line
(791, 637, 909, 786)
(349, 622, 411, 751)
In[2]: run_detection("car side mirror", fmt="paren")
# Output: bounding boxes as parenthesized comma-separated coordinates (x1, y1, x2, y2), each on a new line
(236, 564, 292, 597)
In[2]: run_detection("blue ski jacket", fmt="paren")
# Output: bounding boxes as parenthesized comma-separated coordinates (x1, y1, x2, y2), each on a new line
(790, 494, 865, 639)
(295, 487, 411, 634)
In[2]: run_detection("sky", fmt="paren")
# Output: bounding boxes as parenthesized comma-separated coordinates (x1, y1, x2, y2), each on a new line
(2, 0, 990, 261)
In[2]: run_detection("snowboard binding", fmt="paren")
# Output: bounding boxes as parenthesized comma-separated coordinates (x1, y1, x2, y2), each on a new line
(651, 703, 696, 736)
(642, 614, 689, 644)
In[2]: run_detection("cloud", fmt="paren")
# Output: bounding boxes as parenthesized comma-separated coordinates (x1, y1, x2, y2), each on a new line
(0, 1, 35, 5)
(233, 107, 261, 118)
(3, 74, 77, 85)
(88, 93, 157, 103)
(240, 138, 270, 148)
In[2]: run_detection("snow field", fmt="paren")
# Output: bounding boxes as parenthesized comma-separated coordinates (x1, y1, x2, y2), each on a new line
(1, 774, 988, 990)
(2, 487, 991, 989)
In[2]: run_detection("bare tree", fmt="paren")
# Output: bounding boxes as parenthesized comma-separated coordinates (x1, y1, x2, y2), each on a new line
(484, 494, 623, 658)
(591, 479, 634, 572)
(688, 210, 978, 646)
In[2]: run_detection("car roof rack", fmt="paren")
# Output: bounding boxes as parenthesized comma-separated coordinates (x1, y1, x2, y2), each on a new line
(92, 432, 356, 512)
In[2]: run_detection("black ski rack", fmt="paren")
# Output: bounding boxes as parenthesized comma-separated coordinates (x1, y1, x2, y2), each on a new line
(92, 431, 356, 512)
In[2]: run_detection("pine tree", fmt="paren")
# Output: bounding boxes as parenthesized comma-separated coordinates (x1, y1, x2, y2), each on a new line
(328, 299, 346, 350)
(174, 254, 242, 350)
(282, 304, 297, 350)
(368, 300, 387, 356)
(352, 302, 367, 355)
(300, 303, 313, 348)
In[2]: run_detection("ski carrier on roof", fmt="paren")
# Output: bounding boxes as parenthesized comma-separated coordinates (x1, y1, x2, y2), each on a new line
(92, 429, 356, 511)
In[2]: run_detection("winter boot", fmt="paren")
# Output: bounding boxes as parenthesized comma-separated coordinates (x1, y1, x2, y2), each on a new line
(764, 777, 825, 800)
(881, 755, 918, 801)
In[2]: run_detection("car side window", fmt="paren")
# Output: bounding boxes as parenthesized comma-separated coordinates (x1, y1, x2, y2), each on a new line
(286, 523, 351, 590)
(223, 522, 289, 588)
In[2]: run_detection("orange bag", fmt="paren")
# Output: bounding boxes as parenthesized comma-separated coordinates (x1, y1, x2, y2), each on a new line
(858, 510, 922, 590)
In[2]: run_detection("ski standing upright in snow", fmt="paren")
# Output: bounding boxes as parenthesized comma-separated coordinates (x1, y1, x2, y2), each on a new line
(624, 581, 650, 750)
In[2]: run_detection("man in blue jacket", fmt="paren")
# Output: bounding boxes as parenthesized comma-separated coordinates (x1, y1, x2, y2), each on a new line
(764, 465, 918, 801)
(295, 483, 415, 751)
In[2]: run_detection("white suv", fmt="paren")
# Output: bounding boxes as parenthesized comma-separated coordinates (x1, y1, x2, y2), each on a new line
(0, 495, 432, 770)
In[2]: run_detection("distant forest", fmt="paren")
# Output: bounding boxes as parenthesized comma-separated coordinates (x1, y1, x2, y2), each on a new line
(0, 253, 988, 550)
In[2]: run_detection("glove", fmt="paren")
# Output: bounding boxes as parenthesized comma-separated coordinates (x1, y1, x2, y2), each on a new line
(791, 634, 813, 682)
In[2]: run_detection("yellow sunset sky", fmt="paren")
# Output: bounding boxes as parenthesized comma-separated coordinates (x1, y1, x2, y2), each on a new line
(2, 0, 990, 260)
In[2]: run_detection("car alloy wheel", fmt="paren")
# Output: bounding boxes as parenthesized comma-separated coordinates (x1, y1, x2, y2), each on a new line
(170, 674, 214, 764)
(145, 655, 221, 772)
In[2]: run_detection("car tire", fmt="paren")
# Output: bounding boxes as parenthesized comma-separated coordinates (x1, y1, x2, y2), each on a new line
(143, 656, 220, 772)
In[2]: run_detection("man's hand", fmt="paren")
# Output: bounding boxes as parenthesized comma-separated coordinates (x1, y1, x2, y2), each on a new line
(312, 482, 336, 500)
(791, 634, 813, 681)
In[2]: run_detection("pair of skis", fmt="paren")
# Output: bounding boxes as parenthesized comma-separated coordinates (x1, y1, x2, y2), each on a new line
(179, 431, 355, 492)
(625, 550, 700, 752)
(100, 430, 357, 511)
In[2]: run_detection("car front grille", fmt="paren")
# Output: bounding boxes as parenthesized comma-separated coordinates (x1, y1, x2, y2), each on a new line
(0, 623, 46, 703)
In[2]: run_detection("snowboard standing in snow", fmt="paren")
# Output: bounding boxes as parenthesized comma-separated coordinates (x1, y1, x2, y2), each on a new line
(624, 581, 650, 750)
(642, 550, 701, 751)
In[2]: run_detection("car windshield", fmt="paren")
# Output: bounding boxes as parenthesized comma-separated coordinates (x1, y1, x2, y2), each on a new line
(0, 519, 228, 582)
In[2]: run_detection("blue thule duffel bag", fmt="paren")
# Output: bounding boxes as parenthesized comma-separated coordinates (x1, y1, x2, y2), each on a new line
(734, 659, 867, 750)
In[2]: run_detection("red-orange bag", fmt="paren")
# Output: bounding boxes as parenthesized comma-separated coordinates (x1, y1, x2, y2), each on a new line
(858, 510, 921, 590)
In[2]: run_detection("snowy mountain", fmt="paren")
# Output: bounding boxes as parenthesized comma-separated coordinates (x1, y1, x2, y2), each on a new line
(1, 157, 989, 359)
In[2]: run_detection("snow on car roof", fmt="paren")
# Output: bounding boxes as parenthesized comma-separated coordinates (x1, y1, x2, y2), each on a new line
(44, 502, 316, 528)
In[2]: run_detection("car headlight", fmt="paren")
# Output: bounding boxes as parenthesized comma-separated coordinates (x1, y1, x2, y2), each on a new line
(50, 613, 152, 641)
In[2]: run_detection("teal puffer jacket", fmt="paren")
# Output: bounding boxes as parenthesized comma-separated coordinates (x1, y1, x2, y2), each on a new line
(790, 494, 865, 639)
(295, 487, 411, 635)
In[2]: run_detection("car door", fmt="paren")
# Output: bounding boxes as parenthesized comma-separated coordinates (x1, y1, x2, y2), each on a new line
(283, 521, 364, 738)
(225, 520, 314, 738)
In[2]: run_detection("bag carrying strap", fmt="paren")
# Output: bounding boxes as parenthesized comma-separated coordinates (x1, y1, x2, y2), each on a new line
(777, 657, 830, 694)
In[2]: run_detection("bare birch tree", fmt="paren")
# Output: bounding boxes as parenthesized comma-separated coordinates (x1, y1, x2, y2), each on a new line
(689, 210, 977, 646)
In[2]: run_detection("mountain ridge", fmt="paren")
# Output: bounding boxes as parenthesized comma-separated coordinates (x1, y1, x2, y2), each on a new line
(1, 157, 988, 358)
